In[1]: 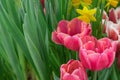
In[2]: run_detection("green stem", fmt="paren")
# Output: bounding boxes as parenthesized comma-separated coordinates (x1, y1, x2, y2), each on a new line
(97, 0, 101, 7)
(93, 71, 97, 80)
(112, 63, 118, 80)
(76, 51, 79, 60)
(66, 0, 72, 20)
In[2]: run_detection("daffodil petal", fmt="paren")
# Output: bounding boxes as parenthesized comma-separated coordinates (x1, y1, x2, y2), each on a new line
(77, 16, 90, 23)
(83, 6, 89, 11)
(76, 6, 96, 23)
(111, 0, 118, 7)
(89, 9, 96, 15)
(76, 9, 85, 15)
(90, 16, 96, 21)
(72, 0, 81, 8)
(105, 3, 110, 8)
(83, 0, 92, 5)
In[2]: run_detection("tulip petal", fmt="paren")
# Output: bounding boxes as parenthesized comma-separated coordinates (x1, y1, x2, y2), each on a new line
(81, 36, 97, 44)
(97, 38, 112, 53)
(52, 31, 62, 44)
(57, 33, 69, 44)
(72, 68, 87, 80)
(79, 49, 91, 69)
(105, 42, 116, 67)
(115, 7, 120, 19)
(67, 60, 80, 74)
(105, 49, 115, 68)
(81, 22, 91, 35)
(60, 64, 68, 79)
(88, 53, 100, 70)
(108, 26, 118, 40)
(102, 10, 108, 20)
(68, 18, 82, 36)
(63, 73, 79, 80)
(109, 8, 117, 23)
(96, 53, 108, 70)
(57, 20, 69, 33)
(64, 36, 82, 51)
(84, 41, 95, 50)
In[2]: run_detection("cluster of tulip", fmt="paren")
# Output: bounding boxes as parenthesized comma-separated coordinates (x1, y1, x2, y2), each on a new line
(103, 7, 120, 68)
(44, 0, 120, 79)
(52, 16, 118, 80)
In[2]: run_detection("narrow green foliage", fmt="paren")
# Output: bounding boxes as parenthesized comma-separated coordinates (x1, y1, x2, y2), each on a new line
(0, 0, 120, 80)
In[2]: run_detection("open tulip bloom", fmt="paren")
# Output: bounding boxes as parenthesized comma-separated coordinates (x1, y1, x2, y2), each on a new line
(52, 15, 118, 79)
(79, 37, 117, 70)
(103, 7, 120, 69)
(52, 18, 91, 51)
(60, 60, 88, 80)
(51, 8, 119, 78)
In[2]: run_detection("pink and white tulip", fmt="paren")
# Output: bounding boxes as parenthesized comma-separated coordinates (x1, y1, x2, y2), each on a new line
(79, 37, 117, 71)
(52, 18, 91, 51)
(60, 60, 88, 80)
(102, 7, 120, 40)
(102, 7, 120, 68)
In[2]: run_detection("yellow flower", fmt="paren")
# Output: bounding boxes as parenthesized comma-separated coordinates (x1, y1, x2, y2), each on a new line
(72, 0, 81, 8)
(105, 0, 118, 10)
(83, 0, 92, 5)
(76, 6, 96, 23)
(72, 0, 92, 8)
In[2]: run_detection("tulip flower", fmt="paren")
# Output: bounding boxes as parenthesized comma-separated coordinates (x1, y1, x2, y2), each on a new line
(102, 7, 120, 24)
(52, 18, 91, 51)
(102, 8, 120, 68)
(60, 60, 88, 80)
(79, 37, 117, 71)
(102, 8, 120, 45)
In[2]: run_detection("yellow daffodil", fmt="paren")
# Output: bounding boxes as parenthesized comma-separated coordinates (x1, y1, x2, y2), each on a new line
(76, 6, 96, 23)
(72, 0, 81, 8)
(72, 0, 92, 8)
(83, 0, 92, 5)
(105, 0, 118, 10)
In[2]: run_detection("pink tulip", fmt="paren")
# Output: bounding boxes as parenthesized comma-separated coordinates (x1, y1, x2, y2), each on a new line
(102, 7, 120, 36)
(102, 8, 120, 69)
(60, 60, 88, 80)
(102, 8, 120, 68)
(102, 7, 120, 23)
(52, 18, 91, 51)
(79, 37, 117, 71)
(102, 10, 108, 20)
(102, 7, 120, 32)
(109, 8, 117, 23)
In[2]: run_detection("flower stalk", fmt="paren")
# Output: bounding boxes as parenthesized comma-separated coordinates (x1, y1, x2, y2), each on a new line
(93, 71, 97, 80)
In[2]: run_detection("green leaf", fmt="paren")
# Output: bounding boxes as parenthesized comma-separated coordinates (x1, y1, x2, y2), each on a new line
(0, 24, 25, 80)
